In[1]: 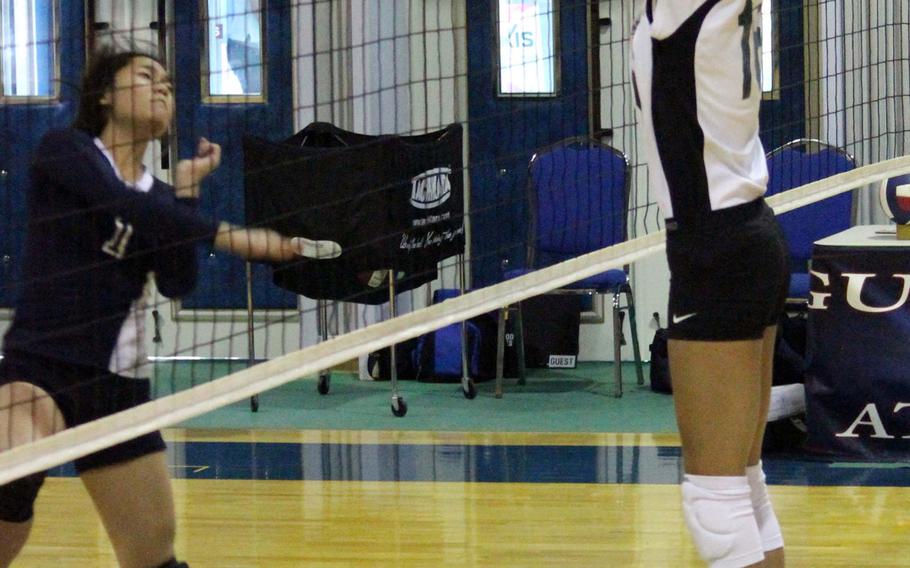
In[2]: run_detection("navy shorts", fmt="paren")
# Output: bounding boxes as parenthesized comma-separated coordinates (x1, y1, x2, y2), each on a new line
(665, 199, 790, 341)
(0, 350, 166, 473)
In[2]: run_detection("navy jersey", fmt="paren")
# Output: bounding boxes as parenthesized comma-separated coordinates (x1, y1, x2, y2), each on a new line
(631, 0, 768, 225)
(2, 128, 219, 374)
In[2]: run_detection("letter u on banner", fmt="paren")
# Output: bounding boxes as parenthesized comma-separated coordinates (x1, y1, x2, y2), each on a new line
(843, 273, 910, 313)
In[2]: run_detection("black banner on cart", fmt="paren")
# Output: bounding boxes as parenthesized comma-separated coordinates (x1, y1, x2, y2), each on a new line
(805, 247, 910, 459)
(243, 123, 464, 303)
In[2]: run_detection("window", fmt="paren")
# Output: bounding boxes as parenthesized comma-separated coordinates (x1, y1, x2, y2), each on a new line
(0, 0, 57, 99)
(203, 0, 263, 99)
(496, 0, 557, 97)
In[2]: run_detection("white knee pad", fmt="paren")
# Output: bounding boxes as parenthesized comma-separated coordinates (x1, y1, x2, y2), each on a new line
(681, 475, 764, 568)
(746, 462, 785, 552)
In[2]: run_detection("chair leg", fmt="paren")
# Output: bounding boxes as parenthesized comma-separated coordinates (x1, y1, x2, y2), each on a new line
(496, 306, 507, 399)
(625, 288, 645, 386)
(612, 291, 623, 398)
(515, 303, 527, 386)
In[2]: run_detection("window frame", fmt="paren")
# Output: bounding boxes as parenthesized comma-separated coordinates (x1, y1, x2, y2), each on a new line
(199, 0, 267, 104)
(494, 0, 561, 99)
(0, 0, 60, 103)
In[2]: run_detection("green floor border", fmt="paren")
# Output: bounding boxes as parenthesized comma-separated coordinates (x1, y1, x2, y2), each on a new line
(154, 361, 678, 433)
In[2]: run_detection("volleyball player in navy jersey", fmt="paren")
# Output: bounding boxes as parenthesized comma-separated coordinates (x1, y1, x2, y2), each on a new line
(632, 1, 788, 566)
(0, 49, 339, 568)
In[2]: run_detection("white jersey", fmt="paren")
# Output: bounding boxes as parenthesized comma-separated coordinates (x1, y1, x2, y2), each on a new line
(631, 0, 768, 225)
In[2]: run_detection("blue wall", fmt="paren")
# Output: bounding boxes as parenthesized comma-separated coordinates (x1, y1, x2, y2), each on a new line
(759, 0, 805, 150)
(0, 0, 85, 307)
(174, 0, 296, 309)
(466, 0, 592, 287)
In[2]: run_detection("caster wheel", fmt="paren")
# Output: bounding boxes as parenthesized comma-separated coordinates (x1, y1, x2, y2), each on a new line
(462, 379, 477, 399)
(250, 396, 259, 412)
(391, 397, 408, 417)
(317, 374, 330, 395)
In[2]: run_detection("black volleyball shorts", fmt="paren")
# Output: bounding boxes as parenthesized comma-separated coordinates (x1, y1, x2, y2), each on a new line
(665, 199, 790, 341)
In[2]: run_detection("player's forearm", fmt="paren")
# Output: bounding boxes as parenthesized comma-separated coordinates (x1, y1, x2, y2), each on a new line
(173, 182, 200, 200)
(213, 223, 294, 262)
(173, 164, 202, 199)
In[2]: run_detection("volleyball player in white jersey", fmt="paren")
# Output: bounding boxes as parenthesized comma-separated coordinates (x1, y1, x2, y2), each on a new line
(632, 1, 788, 566)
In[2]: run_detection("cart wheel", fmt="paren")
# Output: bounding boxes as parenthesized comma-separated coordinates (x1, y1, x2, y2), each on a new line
(462, 379, 477, 400)
(250, 396, 259, 412)
(317, 373, 330, 395)
(391, 397, 408, 417)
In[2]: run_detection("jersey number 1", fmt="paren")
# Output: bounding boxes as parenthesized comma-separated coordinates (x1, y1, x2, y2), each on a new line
(102, 216, 134, 259)
(739, 0, 763, 99)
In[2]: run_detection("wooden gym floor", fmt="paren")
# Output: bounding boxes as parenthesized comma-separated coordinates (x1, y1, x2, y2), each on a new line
(16, 429, 910, 567)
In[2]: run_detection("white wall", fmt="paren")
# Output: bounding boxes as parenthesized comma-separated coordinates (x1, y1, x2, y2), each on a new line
(92, 0, 159, 53)
(585, 0, 668, 363)
(817, 0, 910, 224)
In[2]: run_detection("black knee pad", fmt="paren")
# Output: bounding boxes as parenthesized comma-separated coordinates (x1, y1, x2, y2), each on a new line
(0, 471, 47, 523)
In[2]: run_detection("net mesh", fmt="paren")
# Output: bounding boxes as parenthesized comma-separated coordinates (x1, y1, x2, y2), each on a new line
(1, 0, 908, 482)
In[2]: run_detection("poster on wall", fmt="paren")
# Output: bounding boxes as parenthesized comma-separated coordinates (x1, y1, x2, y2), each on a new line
(497, 0, 557, 96)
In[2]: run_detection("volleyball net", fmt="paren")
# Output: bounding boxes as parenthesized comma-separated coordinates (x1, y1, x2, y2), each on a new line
(1, 0, 909, 482)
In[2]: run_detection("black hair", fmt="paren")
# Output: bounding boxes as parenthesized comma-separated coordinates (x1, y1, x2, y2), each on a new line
(72, 46, 166, 136)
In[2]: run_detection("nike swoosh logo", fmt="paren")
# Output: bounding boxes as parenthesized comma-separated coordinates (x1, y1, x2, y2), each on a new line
(672, 313, 698, 324)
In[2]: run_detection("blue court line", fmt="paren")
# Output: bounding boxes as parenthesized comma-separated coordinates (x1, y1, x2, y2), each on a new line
(46, 442, 910, 487)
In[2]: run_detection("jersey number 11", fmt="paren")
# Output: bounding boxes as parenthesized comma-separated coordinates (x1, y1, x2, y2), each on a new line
(102, 217, 134, 259)
(739, 0, 763, 100)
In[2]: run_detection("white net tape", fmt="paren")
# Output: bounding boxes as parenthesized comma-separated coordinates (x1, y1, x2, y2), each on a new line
(1, 154, 909, 484)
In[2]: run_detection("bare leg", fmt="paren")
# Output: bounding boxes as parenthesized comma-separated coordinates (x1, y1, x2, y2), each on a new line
(747, 326, 785, 568)
(81, 451, 177, 568)
(0, 517, 31, 568)
(747, 327, 777, 465)
(669, 337, 766, 568)
(0, 382, 66, 568)
(669, 337, 764, 475)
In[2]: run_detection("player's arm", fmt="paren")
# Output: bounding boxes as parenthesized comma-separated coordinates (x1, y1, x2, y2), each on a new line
(212, 224, 342, 262)
(151, 199, 322, 297)
(34, 129, 342, 264)
(32, 128, 219, 245)
(168, 137, 303, 262)
(175, 137, 343, 261)
(151, 189, 205, 298)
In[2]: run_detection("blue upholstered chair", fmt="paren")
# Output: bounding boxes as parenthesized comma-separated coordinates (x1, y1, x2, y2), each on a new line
(765, 139, 857, 300)
(495, 137, 644, 398)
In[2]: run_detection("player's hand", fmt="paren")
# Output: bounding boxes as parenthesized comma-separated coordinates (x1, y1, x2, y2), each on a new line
(260, 234, 341, 262)
(175, 137, 222, 199)
(286, 237, 343, 260)
(214, 224, 342, 262)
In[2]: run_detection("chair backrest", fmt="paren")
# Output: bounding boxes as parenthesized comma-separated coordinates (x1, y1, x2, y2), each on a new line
(766, 139, 856, 264)
(526, 137, 629, 266)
